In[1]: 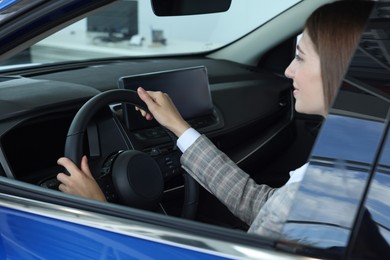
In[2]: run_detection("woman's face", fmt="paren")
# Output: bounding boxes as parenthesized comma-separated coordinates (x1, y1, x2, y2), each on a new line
(285, 30, 326, 117)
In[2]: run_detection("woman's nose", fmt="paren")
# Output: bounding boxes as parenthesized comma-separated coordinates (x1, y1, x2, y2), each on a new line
(284, 60, 295, 79)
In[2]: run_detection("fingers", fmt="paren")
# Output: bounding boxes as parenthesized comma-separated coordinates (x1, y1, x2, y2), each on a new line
(137, 87, 170, 113)
(135, 89, 154, 120)
(145, 112, 153, 121)
(137, 87, 156, 108)
(57, 157, 82, 175)
(56, 156, 83, 187)
(56, 156, 107, 202)
(135, 86, 188, 136)
(135, 106, 154, 120)
(58, 183, 65, 192)
(57, 172, 70, 186)
(58, 182, 70, 193)
(80, 155, 93, 178)
(57, 156, 90, 180)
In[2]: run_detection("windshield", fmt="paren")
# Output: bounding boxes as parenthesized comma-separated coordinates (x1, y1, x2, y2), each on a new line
(1, 0, 300, 66)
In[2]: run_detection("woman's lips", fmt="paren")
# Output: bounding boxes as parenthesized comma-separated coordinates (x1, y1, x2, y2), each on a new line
(293, 87, 299, 97)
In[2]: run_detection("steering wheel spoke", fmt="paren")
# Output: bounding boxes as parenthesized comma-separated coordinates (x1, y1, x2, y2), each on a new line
(63, 89, 198, 219)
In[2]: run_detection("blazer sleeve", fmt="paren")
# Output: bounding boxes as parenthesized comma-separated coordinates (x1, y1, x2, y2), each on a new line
(180, 135, 277, 225)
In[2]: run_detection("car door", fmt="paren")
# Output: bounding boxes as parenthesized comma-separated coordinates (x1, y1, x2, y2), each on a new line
(275, 2, 390, 259)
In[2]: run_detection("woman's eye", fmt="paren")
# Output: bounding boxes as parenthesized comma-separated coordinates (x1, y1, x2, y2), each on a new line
(295, 54, 303, 62)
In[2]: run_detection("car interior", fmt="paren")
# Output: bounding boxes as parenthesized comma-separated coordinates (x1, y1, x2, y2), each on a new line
(0, 0, 328, 235)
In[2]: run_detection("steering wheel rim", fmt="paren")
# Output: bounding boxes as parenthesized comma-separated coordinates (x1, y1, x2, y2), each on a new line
(64, 89, 198, 219)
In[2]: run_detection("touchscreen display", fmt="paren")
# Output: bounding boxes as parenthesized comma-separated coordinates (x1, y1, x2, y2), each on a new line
(118, 66, 213, 130)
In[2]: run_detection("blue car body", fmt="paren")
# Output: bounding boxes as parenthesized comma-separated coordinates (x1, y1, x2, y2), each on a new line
(0, 0, 389, 259)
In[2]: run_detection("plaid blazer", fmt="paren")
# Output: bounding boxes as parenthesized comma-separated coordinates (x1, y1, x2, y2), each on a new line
(181, 135, 299, 238)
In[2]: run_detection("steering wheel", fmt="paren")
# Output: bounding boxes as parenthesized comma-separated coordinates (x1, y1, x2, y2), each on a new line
(64, 89, 198, 219)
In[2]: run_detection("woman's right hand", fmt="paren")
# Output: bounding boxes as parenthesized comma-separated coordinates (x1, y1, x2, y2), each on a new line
(136, 87, 190, 137)
(57, 156, 107, 202)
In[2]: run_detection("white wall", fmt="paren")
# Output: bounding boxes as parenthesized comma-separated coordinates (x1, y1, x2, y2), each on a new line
(137, 0, 301, 44)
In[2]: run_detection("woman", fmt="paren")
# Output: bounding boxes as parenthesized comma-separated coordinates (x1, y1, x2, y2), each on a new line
(56, 1, 373, 238)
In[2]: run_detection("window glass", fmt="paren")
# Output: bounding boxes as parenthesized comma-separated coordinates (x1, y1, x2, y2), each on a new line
(349, 3, 390, 247)
(19, 0, 301, 64)
(351, 119, 390, 258)
(281, 114, 385, 252)
(279, 2, 390, 258)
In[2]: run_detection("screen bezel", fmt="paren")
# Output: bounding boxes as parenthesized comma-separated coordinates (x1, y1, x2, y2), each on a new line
(118, 66, 213, 131)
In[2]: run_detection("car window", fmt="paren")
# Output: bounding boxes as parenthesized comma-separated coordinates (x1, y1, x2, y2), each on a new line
(278, 2, 390, 258)
(6, 0, 301, 65)
(349, 118, 390, 258)
(347, 4, 390, 253)
(0, 0, 42, 23)
(280, 114, 387, 255)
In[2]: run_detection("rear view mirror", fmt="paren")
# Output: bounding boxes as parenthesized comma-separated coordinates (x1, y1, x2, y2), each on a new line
(151, 0, 232, 16)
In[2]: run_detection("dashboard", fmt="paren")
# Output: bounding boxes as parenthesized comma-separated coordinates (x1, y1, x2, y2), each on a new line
(0, 58, 294, 214)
